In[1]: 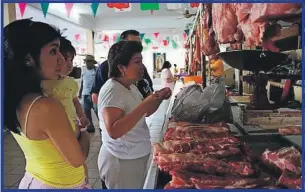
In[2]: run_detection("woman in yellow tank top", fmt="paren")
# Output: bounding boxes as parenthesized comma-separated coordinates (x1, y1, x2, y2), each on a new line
(4, 19, 90, 189)
(42, 37, 90, 158)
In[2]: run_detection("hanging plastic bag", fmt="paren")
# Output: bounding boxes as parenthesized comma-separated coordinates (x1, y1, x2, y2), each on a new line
(171, 76, 226, 123)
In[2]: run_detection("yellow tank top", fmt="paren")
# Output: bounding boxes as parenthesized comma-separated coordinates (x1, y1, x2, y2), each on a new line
(12, 95, 85, 188)
(42, 76, 78, 131)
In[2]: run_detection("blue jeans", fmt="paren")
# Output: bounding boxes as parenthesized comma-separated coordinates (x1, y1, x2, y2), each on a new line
(81, 95, 98, 130)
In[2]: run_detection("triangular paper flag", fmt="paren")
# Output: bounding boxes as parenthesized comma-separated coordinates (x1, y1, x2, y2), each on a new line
(140, 3, 159, 11)
(166, 37, 171, 42)
(18, 3, 27, 17)
(40, 3, 49, 18)
(153, 32, 159, 38)
(65, 3, 74, 17)
(103, 34, 109, 42)
(171, 40, 178, 49)
(184, 29, 190, 36)
(91, 3, 99, 17)
(140, 33, 145, 40)
(183, 32, 187, 40)
(163, 40, 169, 46)
(144, 38, 152, 45)
(74, 34, 80, 41)
(115, 35, 120, 43)
(112, 35, 117, 42)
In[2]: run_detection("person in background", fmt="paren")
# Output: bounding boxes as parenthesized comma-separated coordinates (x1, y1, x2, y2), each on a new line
(97, 41, 171, 189)
(173, 64, 178, 74)
(91, 30, 154, 105)
(161, 61, 175, 90)
(4, 19, 89, 189)
(42, 36, 90, 159)
(78, 55, 98, 133)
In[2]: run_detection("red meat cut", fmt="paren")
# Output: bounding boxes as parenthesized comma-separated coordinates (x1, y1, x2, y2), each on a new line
(277, 170, 301, 189)
(261, 147, 301, 175)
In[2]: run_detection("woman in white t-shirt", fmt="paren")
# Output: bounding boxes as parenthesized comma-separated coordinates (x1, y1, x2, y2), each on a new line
(160, 61, 175, 90)
(97, 41, 172, 189)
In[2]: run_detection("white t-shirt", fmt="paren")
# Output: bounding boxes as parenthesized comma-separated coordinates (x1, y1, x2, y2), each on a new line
(81, 67, 96, 95)
(161, 68, 175, 90)
(97, 79, 151, 159)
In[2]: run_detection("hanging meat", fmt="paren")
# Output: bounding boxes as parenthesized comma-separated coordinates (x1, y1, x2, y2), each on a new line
(233, 3, 268, 47)
(201, 4, 220, 56)
(250, 3, 302, 23)
(194, 27, 201, 64)
(212, 3, 242, 44)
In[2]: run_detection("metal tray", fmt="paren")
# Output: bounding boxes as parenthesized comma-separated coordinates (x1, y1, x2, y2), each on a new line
(154, 134, 300, 189)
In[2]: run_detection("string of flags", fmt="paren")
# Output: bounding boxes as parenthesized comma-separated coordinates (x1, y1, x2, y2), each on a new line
(94, 30, 190, 50)
(17, 3, 199, 18)
(17, 3, 196, 51)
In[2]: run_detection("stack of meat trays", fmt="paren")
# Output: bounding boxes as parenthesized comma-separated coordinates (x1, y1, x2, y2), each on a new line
(153, 120, 278, 189)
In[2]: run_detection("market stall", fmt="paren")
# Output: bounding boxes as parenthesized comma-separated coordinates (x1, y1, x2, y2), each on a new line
(144, 2, 302, 190)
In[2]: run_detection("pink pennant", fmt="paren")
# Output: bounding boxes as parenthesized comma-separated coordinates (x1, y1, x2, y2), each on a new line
(150, 10, 154, 14)
(65, 3, 74, 17)
(183, 32, 187, 40)
(153, 32, 159, 38)
(113, 35, 117, 42)
(103, 34, 109, 42)
(18, 3, 27, 17)
(74, 34, 80, 41)
(81, 48, 86, 54)
(163, 40, 169, 46)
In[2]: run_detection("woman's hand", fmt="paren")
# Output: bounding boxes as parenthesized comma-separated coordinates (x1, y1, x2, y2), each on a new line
(142, 94, 161, 115)
(155, 87, 172, 100)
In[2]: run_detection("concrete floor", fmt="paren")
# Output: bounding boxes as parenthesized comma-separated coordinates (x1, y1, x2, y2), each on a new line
(3, 83, 168, 189)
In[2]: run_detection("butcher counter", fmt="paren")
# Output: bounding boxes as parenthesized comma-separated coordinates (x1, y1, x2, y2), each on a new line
(143, 81, 302, 189)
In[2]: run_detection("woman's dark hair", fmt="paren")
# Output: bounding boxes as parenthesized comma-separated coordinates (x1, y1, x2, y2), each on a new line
(162, 61, 172, 70)
(119, 30, 140, 41)
(60, 37, 76, 56)
(108, 41, 143, 78)
(4, 19, 61, 134)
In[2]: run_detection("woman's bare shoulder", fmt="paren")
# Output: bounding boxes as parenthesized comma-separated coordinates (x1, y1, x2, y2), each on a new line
(22, 93, 64, 113)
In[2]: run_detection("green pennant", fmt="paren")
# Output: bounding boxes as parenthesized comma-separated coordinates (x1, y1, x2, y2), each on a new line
(171, 40, 178, 49)
(166, 37, 171, 42)
(91, 3, 99, 17)
(184, 29, 190, 36)
(140, 33, 145, 40)
(40, 3, 49, 18)
(140, 3, 160, 11)
(115, 35, 121, 43)
(144, 38, 152, 45)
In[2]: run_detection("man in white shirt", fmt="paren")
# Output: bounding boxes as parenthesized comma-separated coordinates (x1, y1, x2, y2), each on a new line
(78, 55, 98, 133)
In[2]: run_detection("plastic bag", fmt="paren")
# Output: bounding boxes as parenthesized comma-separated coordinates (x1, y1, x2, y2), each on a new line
(171, 76, 226, 123)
